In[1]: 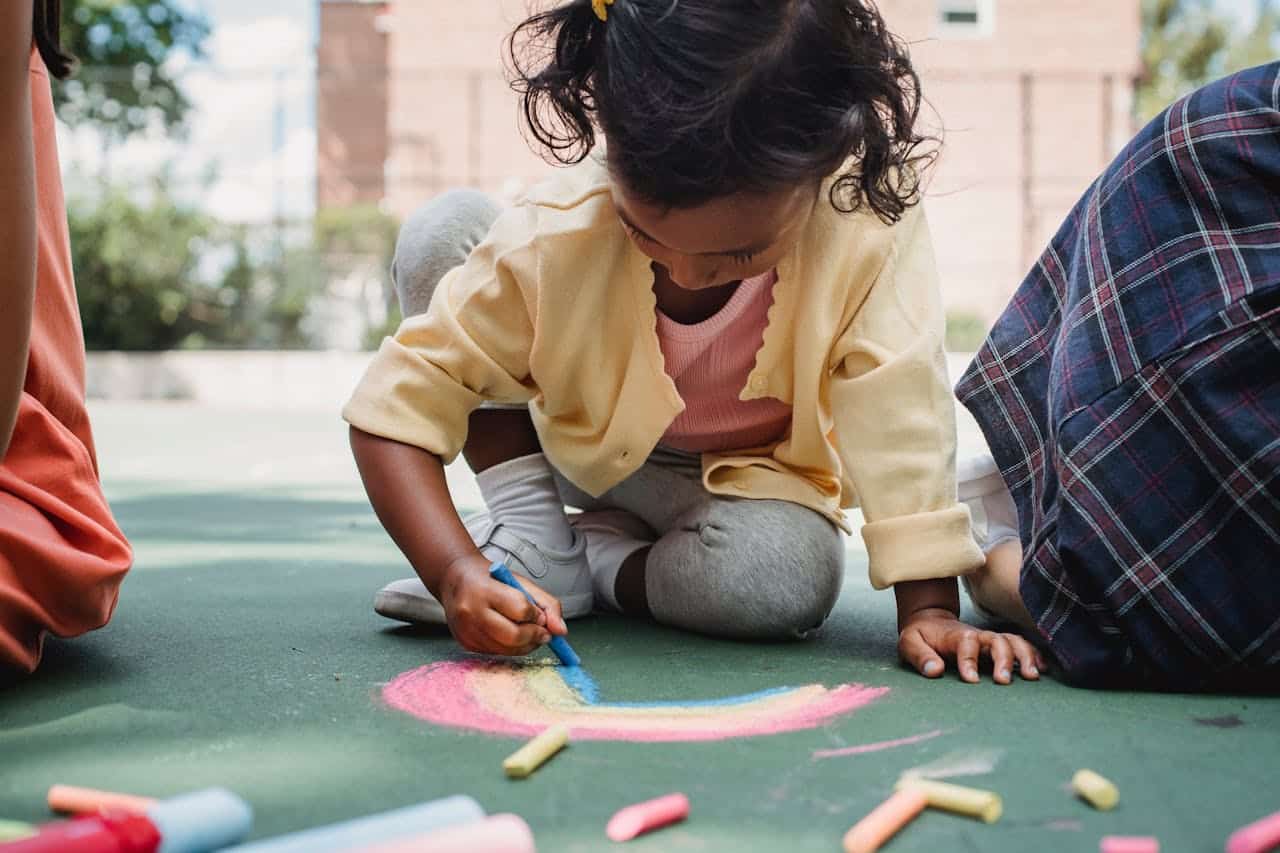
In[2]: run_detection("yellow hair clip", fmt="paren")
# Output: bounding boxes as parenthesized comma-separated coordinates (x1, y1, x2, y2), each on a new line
(592, 0, 615, 22)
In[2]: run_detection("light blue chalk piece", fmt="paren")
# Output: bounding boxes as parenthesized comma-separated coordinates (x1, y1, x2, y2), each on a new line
(559, 665, 600, 704)
(221, 796, 484, 853)
(546, 636, 581, 668)
(489, 562, 582, 667)
(148, 788, 253, 853)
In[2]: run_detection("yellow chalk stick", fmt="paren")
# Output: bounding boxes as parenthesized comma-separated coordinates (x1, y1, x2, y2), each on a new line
(503, 725, 568, 779)
(1073, 769, 1119, 811)
(895, 778, 1003, 824)
(843, 788, 929, 853)
(0, 820, 36, 842)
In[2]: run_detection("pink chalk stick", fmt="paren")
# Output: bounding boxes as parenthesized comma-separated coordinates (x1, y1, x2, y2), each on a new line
(1100, 836, 1160, 853)
(351, 814, 535, 853)
(606, 793, 690, 842)
(1227, 810, 1280, 853)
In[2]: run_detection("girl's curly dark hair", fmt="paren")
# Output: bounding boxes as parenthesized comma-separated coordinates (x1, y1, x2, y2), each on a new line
(33, 0, 75, 80)
(509, 0, 936, 222)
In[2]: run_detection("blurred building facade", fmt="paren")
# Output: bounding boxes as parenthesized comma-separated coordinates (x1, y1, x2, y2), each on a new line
(317, 0, 1142, 322)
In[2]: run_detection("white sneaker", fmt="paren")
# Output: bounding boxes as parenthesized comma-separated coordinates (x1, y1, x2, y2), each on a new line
(373, 510, 594, 625)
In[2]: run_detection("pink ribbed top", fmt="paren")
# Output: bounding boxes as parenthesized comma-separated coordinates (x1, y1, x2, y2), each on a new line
(656, 270, 793, 453)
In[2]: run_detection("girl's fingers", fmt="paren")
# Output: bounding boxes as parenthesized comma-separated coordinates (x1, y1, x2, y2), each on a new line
(490, 583, 545, 626)
(986, 633, 1015, 685)
(956, 630, 982, 683)
(481, 610, 550, 656)
(1011, 636, 1041, 680)
(898, 627, 946, 678)
(522, 579, 568, 636)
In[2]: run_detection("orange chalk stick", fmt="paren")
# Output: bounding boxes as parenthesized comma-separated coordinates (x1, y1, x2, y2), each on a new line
(47, 785, 157, 815)
(843, 789, 929, 853)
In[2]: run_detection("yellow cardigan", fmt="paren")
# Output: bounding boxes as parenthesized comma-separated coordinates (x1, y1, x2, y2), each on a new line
(343, 161, 983, 589)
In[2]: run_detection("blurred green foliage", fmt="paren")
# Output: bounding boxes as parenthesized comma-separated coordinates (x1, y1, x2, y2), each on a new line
(945, 310, 991, 354)
(56, 0, 210, 138)
(1140, 0, 1279, 122)
(314, 205, 403, 350)
(70, 186, 402, 351)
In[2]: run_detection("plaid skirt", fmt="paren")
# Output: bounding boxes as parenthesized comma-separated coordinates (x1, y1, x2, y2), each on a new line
(955, 63, 1280, 690)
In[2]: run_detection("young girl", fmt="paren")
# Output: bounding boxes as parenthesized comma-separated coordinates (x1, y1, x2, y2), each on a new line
(346, 0, 1045, 684)
(0, 1, 132, 678)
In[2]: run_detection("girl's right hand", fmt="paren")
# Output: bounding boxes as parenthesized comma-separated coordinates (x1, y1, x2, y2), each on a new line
(437, 553, 567, 656)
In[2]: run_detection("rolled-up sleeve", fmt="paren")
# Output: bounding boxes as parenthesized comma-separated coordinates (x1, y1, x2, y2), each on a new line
(828, 207, 984, 589)
(342, 205, 540, 462)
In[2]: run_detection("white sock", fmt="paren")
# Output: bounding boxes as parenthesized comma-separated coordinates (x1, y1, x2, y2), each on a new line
(570, 510, 653, 612)
(476, 453, 575, 551)
(957, 453, 1020, 553)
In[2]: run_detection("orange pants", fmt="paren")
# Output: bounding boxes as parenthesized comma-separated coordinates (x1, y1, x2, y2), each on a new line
(1, 49, 132, 676)
(0, 395, 131, 674)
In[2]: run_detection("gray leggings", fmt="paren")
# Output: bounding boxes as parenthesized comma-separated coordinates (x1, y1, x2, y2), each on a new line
(393, 190, 845, 640)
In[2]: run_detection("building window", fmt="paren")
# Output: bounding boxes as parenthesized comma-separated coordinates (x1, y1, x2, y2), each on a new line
(937, 0, 995, 38)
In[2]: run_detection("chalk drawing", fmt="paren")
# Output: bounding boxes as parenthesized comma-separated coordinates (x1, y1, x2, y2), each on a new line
(811, 729, 945, 760)
(383, 660, 893, 742)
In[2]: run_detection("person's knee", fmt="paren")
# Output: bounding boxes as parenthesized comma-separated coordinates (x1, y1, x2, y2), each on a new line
(690, 502, 844, 640)
(393, 189, 500, 316)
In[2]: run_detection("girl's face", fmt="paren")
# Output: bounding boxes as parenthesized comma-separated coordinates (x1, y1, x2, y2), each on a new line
(611, 180, 819, 291)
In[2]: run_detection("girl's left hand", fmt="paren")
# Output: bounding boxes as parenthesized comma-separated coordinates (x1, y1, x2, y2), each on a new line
(898, 607, 1046, 685)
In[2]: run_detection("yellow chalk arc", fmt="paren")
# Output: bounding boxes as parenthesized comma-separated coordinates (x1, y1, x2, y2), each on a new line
(503, 725, 569, 779)
(1072, 769, 1119, 811)
(895, 778, 1003, 824)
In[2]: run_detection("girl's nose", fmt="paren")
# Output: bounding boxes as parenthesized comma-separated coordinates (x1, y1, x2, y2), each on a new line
(667, 257, 719, 290)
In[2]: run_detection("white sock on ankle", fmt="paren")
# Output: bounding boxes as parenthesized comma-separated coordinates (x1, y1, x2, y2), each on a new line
(570, 510, 653, 612)
(475, 453, 575, 551)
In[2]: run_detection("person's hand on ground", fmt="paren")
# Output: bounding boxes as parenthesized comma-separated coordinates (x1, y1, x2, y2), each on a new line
(898, 607, 1046, 684)
(437, 552, 567, 656)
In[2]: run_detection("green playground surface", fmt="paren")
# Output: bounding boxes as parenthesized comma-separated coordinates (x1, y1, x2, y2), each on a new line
(1, 403, 1277, 852)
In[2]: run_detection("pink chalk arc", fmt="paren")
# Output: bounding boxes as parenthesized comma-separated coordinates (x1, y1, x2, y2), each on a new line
(381, 660, 890, 743)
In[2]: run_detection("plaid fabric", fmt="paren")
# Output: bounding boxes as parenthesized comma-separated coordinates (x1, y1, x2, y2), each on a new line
(955, 64, 1280, 689)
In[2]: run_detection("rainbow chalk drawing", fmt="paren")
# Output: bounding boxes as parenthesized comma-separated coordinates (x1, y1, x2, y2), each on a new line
(382, 660, 893, 743)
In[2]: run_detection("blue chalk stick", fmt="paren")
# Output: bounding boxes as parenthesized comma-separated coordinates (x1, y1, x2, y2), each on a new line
(148, 788, 253, 853)
(489, 562, 582, 667)
(221, 796, 484, 853)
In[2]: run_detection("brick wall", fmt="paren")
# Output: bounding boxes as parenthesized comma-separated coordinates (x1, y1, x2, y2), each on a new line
(317, 1, 391, 208)
(317, 0, 1142, 321)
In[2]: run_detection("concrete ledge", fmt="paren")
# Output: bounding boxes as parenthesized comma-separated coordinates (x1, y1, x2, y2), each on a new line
(87, 350, 980, 414)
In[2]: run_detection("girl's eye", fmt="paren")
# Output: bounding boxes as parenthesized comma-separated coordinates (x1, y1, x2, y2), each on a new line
(624, 219, 758, 265)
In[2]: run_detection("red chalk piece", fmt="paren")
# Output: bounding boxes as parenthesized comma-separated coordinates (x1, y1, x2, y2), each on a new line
(1100, 836, 1160, 853)
(1227, 809, 1280, 853)
(605, 794, 689, 842)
